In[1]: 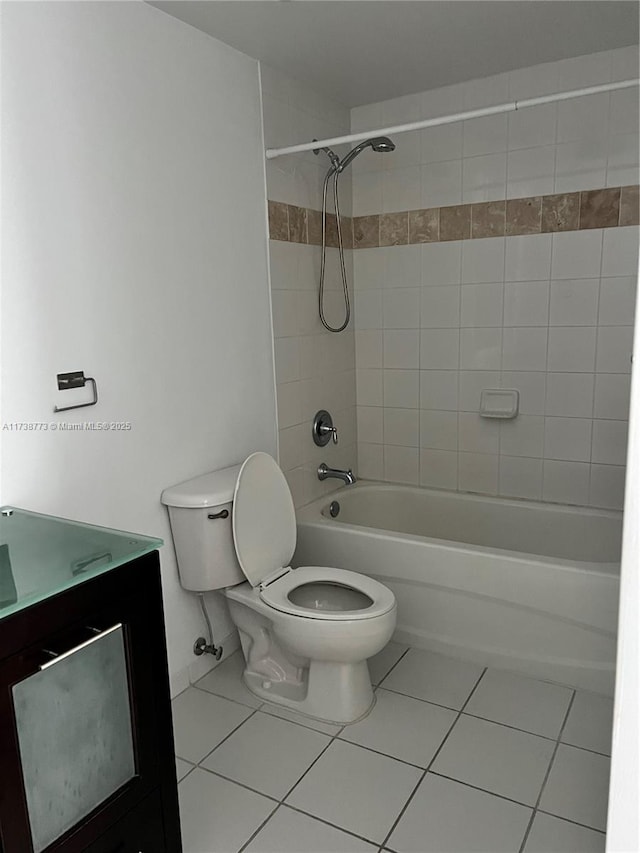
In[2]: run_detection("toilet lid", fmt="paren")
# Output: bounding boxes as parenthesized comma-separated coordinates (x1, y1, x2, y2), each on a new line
(232, 452, 297, 587)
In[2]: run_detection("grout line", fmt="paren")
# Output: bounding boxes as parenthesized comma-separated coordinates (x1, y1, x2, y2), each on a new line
(378, 665, 488, 851)
(193, 707, 262, 768)
(374, 645, 411, 686)
(535, 807, 607, 834)
(427, 770, 537, 809)
(517, 689, 577, 853)
(237, 803, 282, 853)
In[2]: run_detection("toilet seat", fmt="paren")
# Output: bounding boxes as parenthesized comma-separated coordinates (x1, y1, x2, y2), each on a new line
(232, 453, 395, 623)
(259, 566, 396, 621)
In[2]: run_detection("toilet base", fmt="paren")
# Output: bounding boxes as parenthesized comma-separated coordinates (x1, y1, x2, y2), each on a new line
(243, 659, 375, 725)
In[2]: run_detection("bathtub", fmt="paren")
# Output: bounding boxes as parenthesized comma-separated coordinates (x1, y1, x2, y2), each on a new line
(294, 481, 622, 695)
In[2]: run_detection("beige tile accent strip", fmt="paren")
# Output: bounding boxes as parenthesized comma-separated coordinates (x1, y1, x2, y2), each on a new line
(268, 185, 639, 247)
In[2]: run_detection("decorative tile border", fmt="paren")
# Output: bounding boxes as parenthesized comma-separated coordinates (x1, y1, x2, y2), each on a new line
(268, 185, 639, 248)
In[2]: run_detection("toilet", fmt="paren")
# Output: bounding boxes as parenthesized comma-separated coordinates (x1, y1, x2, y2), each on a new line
(162, 452, 396, 724)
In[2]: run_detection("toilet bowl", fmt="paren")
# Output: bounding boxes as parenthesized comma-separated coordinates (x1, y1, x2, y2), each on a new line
(162, 452, 397, 724)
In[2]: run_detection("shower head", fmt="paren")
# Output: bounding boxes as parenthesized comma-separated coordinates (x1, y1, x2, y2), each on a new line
(337, 136, 395, 172)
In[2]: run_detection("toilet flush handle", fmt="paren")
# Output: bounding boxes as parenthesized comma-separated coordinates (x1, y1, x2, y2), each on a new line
(207, 509, 229, 520)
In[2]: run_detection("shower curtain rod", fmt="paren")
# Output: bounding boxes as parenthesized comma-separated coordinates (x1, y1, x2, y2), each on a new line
(265, 78, 639, 160)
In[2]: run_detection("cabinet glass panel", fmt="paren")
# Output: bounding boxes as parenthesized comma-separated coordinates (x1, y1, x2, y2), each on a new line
(12, 625, 135, 852)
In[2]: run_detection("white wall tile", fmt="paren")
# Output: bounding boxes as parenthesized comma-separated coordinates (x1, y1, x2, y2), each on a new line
(420, 370, 459, 410)
(420, 449, 458, 489)
(505, 234, 552, 281)
(279, 424, 304, 471)
(551, 231, 603, 280)
(499, 416, 545, 458)
(610, 88, 640, 136)
(596, 326, 634, 373)
(601, 227, 640, 278)
(352, 171, 383, 216)
(502, 327, 548, 371)
(461, 283, 504, 327)
(355, 330, 383, 369)
(384, 330, 420, 368)
(459, 412, 499, 453)
(594, 373, 631, 420)
(589, 464, 626, 510)
(420, 410, 458, 450)
(356, 369, 383, 406)
(357, 406, 383, 444)
(549, 279, 599, 326)
(556, 51, 612, 89)
(499, 456, 543, 500)
(384, 369, 419, 408)
(547, 327, 597, 372)
(508, 60, 560, 100)
(382, 407, 418, 448)
(385, 244, 422, 288)
(555, 138, 607, 193)
(349, 49, 633, 501)
(557, 93, 610, 143)
(462, 153, 507, 203)
(383, 288, 420, 329)
(421, 328, 460, 369)
(463, 114, 508, 157)
(421, 160, 463, 208)
(386, 129, 421, 169)
(610, 45, 640, 82)
(460, 328, 502, 370)
(277, 381, 302, 428)
(274, 337, 300, 384)
(272, 290, 299, 337)
(382, 166, 421, 213)
(598, 277, 637, 326)
(384, 445, 419, 484)
(458, 452, 499, 495)
(462, 238, 505, 284)
(544, 417, 592, 462)
(507, 104, 557, 150)
(358, 442, 383, 479)
(420, 286, 461, 328)
(355, 290, 382, 330)
(543, 460, 590, 505)
(507, 146, 556, 197)
(354, 248, 385, 290)
(592, 419, 629, 465)
(501, 372, 546, 415)
(459, 371, 501, 412)
(606, 133, 639, 187)
(422, 242, 462, 286)
(546, 373, 595, 418)
(504, 281, 549, 327)
(421, 123, 463, 164)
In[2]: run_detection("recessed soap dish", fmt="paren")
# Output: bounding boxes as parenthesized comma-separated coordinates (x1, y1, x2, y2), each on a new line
(479, 389, 519, 419)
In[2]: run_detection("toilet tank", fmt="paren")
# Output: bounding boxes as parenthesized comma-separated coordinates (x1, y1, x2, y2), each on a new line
(161, 465, 245, 591)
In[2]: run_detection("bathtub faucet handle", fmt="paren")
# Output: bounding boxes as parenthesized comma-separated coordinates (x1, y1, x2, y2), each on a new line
(313, 410, 339, 446)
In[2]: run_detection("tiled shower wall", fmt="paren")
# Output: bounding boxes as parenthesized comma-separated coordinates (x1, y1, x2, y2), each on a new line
(351, 47, 640, 509)
(261, 66, 357, 507)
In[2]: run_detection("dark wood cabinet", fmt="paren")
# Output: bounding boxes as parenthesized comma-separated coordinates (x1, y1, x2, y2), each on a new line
(0, 550, 182, 853)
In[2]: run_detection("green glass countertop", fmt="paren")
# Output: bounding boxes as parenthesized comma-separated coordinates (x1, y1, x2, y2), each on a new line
(0, 507, 162, 621)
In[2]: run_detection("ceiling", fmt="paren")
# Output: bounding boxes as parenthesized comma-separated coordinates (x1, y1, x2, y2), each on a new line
(150, 1, 639, 106)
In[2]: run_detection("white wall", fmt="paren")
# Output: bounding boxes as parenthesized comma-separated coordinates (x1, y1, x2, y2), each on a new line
(262, 65, 358, 507)
(1, 1, 277, 693)
(351, 47, 639, 508)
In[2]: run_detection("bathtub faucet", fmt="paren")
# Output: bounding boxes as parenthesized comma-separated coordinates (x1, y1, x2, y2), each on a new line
(317, 463, 357, 485)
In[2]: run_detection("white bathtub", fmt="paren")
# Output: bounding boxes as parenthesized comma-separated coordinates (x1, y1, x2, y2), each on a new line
(294, 482, 622, 695)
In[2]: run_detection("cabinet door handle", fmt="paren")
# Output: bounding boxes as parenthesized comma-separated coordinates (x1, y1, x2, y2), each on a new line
(39, 623, 123, 671)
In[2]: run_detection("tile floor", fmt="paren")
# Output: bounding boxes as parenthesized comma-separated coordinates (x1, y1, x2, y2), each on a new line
(172, 644, 612, 853)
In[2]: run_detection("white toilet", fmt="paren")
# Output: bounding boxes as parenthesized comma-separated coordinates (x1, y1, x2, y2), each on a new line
(162, 452, 396, 724)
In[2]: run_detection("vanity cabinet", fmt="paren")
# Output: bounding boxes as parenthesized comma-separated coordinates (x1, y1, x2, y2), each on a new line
(0, 509, 182, 853)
